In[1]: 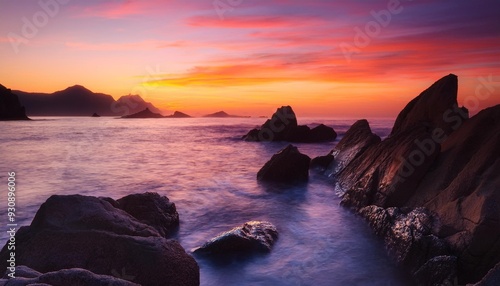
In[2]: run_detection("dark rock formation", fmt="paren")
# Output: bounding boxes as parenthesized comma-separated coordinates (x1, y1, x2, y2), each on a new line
(243, 106, 336, 142)
(257, 145, 311, 182)
(121, 108, 163, 118)
(331, 75, 498, 285)
(391, 74, 468, 136)
(324, 119, 380, 177)
(116, 192, 179, 238)
(194, 221, 278, 255)
(310, 152, 334, 172)
(474, 262, 500, 286)
(0, 84, 29, 120)
(1, 266, 139, 286)
(0, 194, 199, 286)
(91, 112, 101, 117)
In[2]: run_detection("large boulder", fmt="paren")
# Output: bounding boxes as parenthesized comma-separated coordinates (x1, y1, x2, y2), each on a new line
(257, 145, 311, 182)
(325, 119, 381, 177)
(193, 221, 278, 255)
(243, 106, 336, 142)
(0, 84, 29, 120)
(116, 192, 179, 238)
(0, 194, 199, 286)
(1, 266, 139, 286)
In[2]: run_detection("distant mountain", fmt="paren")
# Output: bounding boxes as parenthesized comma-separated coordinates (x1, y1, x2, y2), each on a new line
(203, 111, 248, 118)
(12, 85, 163, 116)
(166, 111, 191, 118)
(122, 109, 192, 119)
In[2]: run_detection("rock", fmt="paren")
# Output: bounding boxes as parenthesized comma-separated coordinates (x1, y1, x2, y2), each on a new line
(91, 112, 101, 117)
(116, 192, 179, 238)
(122, 108, 163, 118)
(473, 262, 500, 286)
(308, 124, 337, 142)
(391, 74, 468, 136)
(404, 104, 500, 283)
(2, 265, 42, 279)
(0, 194, 199, 286)
(257, 145, 311, 182)
(166, 111, 191, 118)
(0, 84, 29, 120)
(194, 221, 278, 255)
(1, 266, 139, 286)
(243, 106, 336, 142)
(244, 106, 297, 141)
(325, 119, 381, 176)
(413, 256, 458, 286)
(310, 153, 334, 172)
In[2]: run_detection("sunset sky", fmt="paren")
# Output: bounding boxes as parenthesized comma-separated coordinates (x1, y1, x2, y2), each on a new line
(1, 0, 499, 117)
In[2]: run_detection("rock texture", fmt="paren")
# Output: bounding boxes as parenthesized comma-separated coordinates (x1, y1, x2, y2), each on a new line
(324, 119, 380, 177)
(243, 106, 336, 142)
(310, 152, 334, 172)
(257, 145, 311, 182)
(1, 266, 139, 286)
(0, 84, 29, 120)
(0, 194, 199, 286)
(330, 74, 498, 285)
(194, 221, 278, 255)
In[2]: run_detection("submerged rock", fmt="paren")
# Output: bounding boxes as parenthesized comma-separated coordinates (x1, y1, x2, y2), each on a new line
(257, 145, 311, 182)
(0, 84, 29, 120)
(1, 266, 139, 286)
(0, 193, 199, 286)
(243, 106, 336, 142)
(194, 221, 278, 255)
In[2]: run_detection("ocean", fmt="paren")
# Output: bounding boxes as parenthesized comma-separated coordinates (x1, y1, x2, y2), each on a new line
(0, 117, 412, 285)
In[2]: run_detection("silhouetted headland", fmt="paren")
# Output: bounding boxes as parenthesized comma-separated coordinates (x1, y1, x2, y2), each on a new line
(122, 108, 192, 119)
(0, 84, 30, 120)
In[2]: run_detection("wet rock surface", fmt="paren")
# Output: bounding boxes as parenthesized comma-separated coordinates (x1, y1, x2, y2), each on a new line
(194, 221, 278, 255)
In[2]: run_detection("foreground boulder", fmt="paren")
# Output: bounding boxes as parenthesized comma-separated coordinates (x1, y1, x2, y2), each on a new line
(257, 145, 311, 182)
(330, 75, 498, 285)
(310, 152, 334, 172)
(1, 266, 139, 286)
(243, 106, 336, 142)
(0, 193, 199, 286)
(0, 84, 29, 120)
(194, 221, 278, 255)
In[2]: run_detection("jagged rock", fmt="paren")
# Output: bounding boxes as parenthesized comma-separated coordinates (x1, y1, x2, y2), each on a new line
(1, 266, 139, 286)
(257, 145, 311, 182)
(310, 153, 334, 172)
(473, 262, 500, 286)
(413, 256, 458, 286)
(243, 106, 336, 142)
(0, 84, 29, 120)
(325, 119, 380, 177)
(391, 74, 468, 136)
(116, 192, 179, 238)
(405, 104, 500, 283)
(194, 221, 278, 255)
(0, 194, 199, 286)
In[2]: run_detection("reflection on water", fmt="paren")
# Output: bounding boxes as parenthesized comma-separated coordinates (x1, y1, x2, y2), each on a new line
(0, 117, 411, 285)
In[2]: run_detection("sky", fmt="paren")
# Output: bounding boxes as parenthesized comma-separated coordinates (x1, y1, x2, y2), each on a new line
(0, 0, 499, 117)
